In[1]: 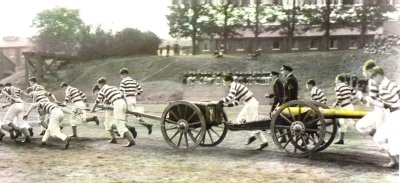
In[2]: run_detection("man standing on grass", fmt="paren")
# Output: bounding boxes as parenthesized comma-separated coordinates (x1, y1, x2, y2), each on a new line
(281, 65, 298, 104)
(119, 68, 152, 135)
(219, 74, 268, 150)
(91, 78, 136, 147)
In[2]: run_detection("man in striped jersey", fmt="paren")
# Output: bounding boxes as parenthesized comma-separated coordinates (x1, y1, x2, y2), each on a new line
(23, 101, 72, 149)
(28, 77, 59, 103)
(60, 82, 99, 138)
(91, 78, 136, 147)
(370, 67, 400, 168)
(119, 68, 152, 135)
(219, 74, 268, 150)
(355, 60, 388, 138)
(0, 83, 6, 140)
(333, 74, 356, 145)
(26, 87, 51, 136)
(306, 79, 327, 104)
(1, 83, 32, 143)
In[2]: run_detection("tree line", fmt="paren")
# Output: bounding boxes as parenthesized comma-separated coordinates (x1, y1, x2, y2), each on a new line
(31, 8, 161, 60)
(167, 1, 397, 55)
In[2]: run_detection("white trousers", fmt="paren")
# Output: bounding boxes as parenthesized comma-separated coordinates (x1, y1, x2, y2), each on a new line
(126, 96, 139, 122)
(374, 109, 400, 156)
(2, 103, 31, 129)
(235, 98, 267, 143)
(338, 104, 354, 133)
(69, 101, 87, 126)
(42, 108, 67, 142)
(105, 100, 128, 135)
(356, 107, 386, 135)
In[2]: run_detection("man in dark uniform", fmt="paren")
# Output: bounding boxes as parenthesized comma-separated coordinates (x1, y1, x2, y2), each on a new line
(281, 65, 298, 103)
(265, 71, 284, 114)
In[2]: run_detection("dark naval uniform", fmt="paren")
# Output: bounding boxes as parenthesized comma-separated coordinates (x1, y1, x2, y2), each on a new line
(283, 73, 298, 103)
(269, 77, 284, 112)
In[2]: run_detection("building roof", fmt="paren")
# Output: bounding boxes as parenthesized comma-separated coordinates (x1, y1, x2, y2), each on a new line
(0, 36, 30, 49)
(216, 27, 383, 38)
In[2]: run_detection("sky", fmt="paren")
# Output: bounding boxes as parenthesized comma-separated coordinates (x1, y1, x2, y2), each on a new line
(0, 0, 172, 39)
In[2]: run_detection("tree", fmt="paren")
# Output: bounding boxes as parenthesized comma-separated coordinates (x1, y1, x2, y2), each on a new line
(208, 0, 242, 53)
(32, 7, 84, 54)
(167, 1, 209, 55)
(78, 25, 114, 59)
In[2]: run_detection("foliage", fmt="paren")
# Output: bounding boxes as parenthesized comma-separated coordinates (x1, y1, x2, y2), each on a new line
(32, 7, 84, 54)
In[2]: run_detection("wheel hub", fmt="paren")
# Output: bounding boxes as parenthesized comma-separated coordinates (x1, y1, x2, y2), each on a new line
(290, 121, 305, 135)
(177, 119, 189, 132)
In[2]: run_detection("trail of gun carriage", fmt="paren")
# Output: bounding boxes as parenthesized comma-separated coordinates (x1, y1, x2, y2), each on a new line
(1, 1, 400, 183)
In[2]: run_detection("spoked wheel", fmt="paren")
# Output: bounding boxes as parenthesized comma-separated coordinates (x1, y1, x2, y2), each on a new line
(310, 102, 338, 152)
(200, 111, 228, 147)
(271, 100, 326, 157)
(161, 101, 206, 151)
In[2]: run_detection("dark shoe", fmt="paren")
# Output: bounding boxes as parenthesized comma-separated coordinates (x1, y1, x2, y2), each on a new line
(108, 138, 117, 144)
(334, 140, 344, 145)
(21, 137, 31, 143)
(69, 134, 78, 138)
(257, 142, 269, 150)
(39, 130, 46, 136)
(40, 142, 47, 146)
(129, 127, 137, 139)
(279, 138, 287, 143)
(246, 136, 256, 145)
(0, 133, 4, 141)
(147, 124, 153, 135)
(93, 116, 100, 125)
(123, 140, 135, 147)
(28, 128, 34, 137)
(64, 137, 71, 149)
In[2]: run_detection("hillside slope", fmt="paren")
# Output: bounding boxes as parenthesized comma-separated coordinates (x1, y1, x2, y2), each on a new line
(3, 49, 399, 104)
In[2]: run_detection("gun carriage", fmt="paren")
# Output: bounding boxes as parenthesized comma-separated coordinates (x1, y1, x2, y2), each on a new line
(127, 100, 367, 157)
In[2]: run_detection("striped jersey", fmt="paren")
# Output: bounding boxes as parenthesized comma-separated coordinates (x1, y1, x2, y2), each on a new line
(310, 86, 327, 104)
(95, 84, 123, 105)
(31, 83, 45, 91)
(221, 82, 253, 107)
(120, 77, 143, 97)
(29, 91, 50, 103)
(367, 79, 383, 106)
(335, 82, 356, 107)
(65, 86, 85, 103)
(38, 101, 59, 114)
(2, 86, 23, 102)
(378, 77, 400, 109)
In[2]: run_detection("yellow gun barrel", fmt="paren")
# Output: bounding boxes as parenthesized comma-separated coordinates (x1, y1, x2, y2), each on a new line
(282, 107, 368, 119)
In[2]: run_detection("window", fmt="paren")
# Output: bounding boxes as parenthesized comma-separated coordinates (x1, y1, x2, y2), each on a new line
(330, 38, 338, 49)
(203, 43, 208, 51)
(292, 39, 299, 50)
(272, 38, 280, 50)
(310, 39, 318, 50)
(349, 38, 358, 49)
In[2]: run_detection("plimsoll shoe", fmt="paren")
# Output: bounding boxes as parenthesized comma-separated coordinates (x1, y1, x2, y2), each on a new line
(257, 142, 269, 151)
(93, 116, 100, 126)
(124, 140, 135, 147)
(246, 136, 256, 145)
(28, 128, 34, 137)
(146, 124, 153, 135)
(334, 140, 344, 145)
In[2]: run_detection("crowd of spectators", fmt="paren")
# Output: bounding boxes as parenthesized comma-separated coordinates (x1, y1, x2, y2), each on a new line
(363, 34, 400, 55)
(182, 70, 274, 86)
